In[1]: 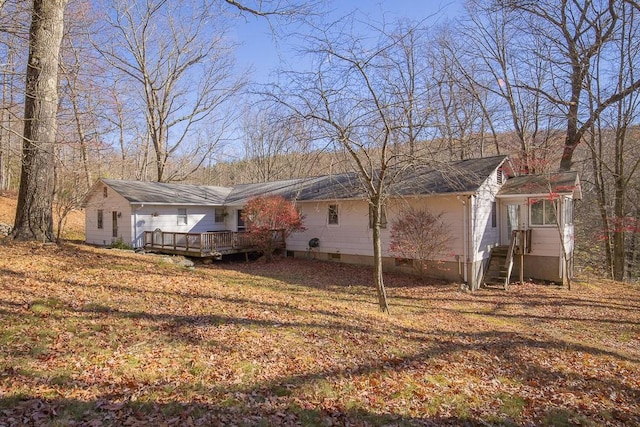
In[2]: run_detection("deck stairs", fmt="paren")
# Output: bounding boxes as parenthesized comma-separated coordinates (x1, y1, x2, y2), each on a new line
(483, 231, 518, 290)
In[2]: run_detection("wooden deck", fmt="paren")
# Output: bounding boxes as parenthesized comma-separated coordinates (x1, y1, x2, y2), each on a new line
(143, 230, 284, 258)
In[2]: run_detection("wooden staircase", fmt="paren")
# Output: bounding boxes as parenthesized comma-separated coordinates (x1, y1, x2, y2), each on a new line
(483, 231, 518, 290)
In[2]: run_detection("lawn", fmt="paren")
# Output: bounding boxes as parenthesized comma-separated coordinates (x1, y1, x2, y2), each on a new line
(0, 242, 638, 426)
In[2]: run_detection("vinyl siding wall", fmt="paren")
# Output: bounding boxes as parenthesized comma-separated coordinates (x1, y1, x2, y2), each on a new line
(84, 183, 230, 248)
(471, 170, 502, 263)
(130, 205, 229, 248)
(287, 195, 465, 261)
(84, 185, 133, 246)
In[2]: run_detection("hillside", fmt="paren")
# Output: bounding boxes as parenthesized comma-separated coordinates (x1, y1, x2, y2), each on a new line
(0, 192, 85, 240)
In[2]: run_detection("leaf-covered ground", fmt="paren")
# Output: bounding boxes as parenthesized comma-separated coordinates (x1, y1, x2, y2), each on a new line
(0, 242, 638, 426)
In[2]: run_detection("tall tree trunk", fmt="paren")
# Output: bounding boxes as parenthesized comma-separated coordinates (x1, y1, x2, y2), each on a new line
(12, 0, 67, 242)
(612, 176, 626, 280)
(371, 199, 389, 313)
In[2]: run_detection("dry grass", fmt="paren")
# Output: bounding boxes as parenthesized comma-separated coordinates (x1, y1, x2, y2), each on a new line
(0, 193, 84, 240)
(0, 240, 638, 426)
(0, 194, 638, 425)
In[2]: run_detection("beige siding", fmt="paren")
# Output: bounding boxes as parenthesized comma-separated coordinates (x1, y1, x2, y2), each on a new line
(84, 184, 132, 246)
(288, 196, 465, 261)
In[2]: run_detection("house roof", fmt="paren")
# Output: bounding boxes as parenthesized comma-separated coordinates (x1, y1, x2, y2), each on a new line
(226, 155, 509, 204)
(497, 171, 582, 199)
(87, 156, 510, 206)
(96, 179, 232, 205)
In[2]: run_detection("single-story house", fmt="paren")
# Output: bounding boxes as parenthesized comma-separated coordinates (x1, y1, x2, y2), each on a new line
(83, 155, 582, 289)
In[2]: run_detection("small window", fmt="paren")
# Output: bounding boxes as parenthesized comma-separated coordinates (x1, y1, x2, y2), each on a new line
(530, 199, 557, 226)
(328, 253, 341, 260)
(214, 208, 225, 223)
(368, 205, 387, 229)
(564, 198, 573, 225)
(103, 187, 108, 198)
(112, 211, 118, 238)
(497, 170, 503, 185)
(328, 204, 339, 225)
(97, 209, 103, 229)
(177, 208, 188, 225)
(237, 210, 245, 231)
(491, 202, 497, 228)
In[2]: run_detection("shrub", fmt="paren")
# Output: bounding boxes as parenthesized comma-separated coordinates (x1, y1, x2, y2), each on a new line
(242, 196, 305, 261)
(389, 207, 453, 275)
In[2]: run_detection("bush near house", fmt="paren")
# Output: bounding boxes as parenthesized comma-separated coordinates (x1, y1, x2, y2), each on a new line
(389, 207, 453, 275)
(242, 195, 305, 261)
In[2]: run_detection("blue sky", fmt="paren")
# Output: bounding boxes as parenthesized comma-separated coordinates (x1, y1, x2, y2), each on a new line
(232, 0, 464, 84)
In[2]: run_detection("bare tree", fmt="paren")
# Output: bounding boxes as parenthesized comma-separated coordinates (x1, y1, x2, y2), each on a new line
(490, 0, 640, 171)
(583, 0, 640, 280)
(241, 106, 315, 182)
(11, 0, 67, 242)
(0, 0, 30, 192)
(95, 0, 246, 182)
(457, 1, 564, 173)
(431, 26, 503, 159)
(269, 18, 441, 313)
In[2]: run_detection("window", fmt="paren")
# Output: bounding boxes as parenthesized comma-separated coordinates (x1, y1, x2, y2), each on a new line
(97, 210, 103, 229)
(214, 208, 225, 223)
(368, 205, 387, 229)
(491, 202, 497, 228)
(112, 211, 118, 238)
(496, 170, 503, 185)
(328, 204, 339, 225)
(177, 208, 188, 225)
(237, 210, 245, 231)
(530, 199, 557, 226)
(103, 187, 108, 198)
(564, 198, 573, 225)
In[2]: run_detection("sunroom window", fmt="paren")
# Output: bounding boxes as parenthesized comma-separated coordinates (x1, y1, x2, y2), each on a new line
(530, 199, 557, 226)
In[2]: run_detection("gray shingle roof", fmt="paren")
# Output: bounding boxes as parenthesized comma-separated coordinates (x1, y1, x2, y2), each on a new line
(91, 156, 509, 206)
(226, 156, 508, 204)
(497, 171, 582, 199)
(100, 179, 232, 205)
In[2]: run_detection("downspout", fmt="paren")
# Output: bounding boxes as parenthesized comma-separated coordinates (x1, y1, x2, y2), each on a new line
(457, 196, 469, 286)
(467, 195, 474, 289)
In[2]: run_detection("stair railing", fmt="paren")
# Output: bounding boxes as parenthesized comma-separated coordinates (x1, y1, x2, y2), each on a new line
(504, 230, 519, 290)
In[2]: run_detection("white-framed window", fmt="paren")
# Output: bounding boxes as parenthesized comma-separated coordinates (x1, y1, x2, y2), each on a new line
(328, 204, 339, 226)
(97, 209, 103, 229)
(530, 199, 557, 226)
(177, 208, 188, 225)
(368, 204, 387, 229)
(214, 208, 225, 223)
(563, 197, 573, 225)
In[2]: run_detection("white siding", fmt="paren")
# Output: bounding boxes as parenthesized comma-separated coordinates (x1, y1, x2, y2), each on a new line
(84, 184, 132, 246)
(131, 205, 229, 247)
(287, 196, 465, 261)
(84, 182, 230, 247)
(471, 170, 502, 263)
(498, 195, 576, 259)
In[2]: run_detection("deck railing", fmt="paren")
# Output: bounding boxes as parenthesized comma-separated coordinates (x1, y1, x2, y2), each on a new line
(143, 229, 284, 256)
